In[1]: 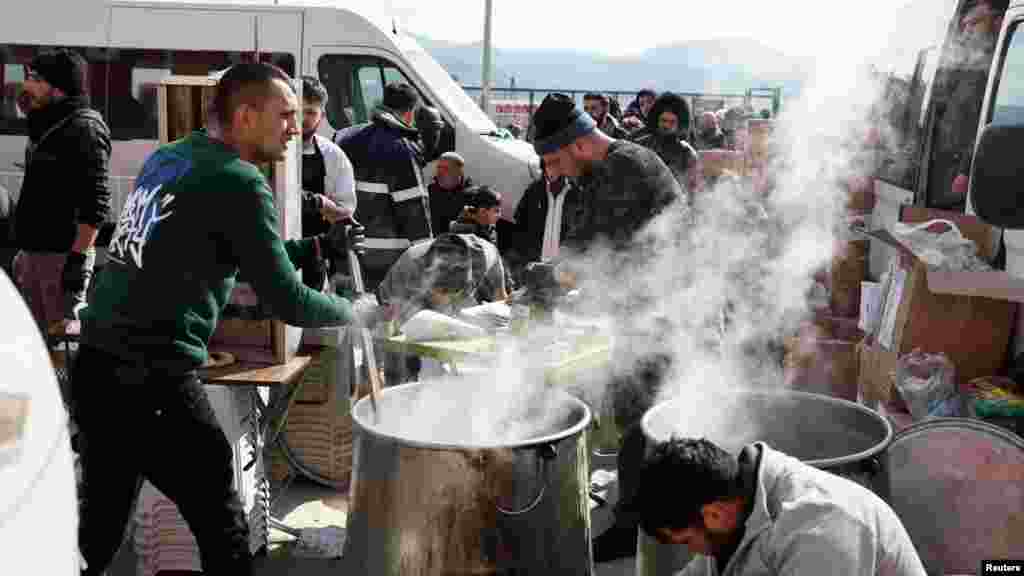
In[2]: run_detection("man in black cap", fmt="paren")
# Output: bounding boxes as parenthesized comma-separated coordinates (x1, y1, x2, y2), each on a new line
(531, 93, 682, 563)
(12, 48, 110, 334)
(336, 83, 433, 292)
(532, 92, 680, 249)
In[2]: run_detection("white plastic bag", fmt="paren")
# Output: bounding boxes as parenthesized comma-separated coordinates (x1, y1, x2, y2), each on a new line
(890, 219, 991, 272)
(895, 350, 961, 420)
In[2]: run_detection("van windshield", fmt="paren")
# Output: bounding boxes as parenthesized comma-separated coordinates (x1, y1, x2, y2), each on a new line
(401, 42, 497, 134)
(992, 22, 1024, 126)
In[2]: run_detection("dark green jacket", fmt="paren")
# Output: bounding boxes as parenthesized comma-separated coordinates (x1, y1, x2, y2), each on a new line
(82, 131, 354, 369)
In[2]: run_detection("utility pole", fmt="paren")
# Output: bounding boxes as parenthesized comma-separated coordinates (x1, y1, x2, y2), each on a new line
(481, 0, 494, 114)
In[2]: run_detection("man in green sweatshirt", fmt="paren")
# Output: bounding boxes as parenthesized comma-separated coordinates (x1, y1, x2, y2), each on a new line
(72, 63, 367, 575)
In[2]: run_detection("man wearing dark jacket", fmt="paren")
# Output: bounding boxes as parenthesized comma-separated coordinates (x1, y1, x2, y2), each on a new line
(584, 93, 629, 140)
(504, 169, 586, 285)
(12, 48, 110, 331)
(449, 185, 512, 301)
(532, 93, 683, 563)
(534, 93, 680, 250)
(428, 151, 474, 236)
(74, 63, 370, 576)
(634, 92, 698, 192)
(337, 83, 433, 291)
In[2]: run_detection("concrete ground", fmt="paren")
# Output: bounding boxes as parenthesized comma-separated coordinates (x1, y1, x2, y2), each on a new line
(107, 472, 637, 575)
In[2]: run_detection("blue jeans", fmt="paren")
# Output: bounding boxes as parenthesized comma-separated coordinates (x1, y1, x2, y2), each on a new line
(71, 345, 252, 575)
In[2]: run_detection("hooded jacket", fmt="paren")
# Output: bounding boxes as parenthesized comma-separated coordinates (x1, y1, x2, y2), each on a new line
(14, 95, 111, 252)
(335, 108, 432, 283)
(377, 233, 505, 325)
(449, 210, 498, 246)
(633, 92, 697, 191)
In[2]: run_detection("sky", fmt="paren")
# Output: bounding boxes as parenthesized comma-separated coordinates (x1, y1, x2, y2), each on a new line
(206, 0, 961, 71)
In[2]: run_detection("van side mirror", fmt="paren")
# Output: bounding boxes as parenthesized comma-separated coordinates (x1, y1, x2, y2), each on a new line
(969, 123, 1024, 228)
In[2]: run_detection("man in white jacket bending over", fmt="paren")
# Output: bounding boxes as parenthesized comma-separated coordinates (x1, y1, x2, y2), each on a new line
(622, 438, 926, 576)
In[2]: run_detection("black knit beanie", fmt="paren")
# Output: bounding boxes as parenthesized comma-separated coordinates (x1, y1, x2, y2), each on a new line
(532, 93, 596, 155)
(27, 49, 87, 98)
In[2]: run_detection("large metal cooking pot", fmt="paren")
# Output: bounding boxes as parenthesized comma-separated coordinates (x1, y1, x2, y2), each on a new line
(343, 381, 594, 575)
(635, 388, 893, 576)
(875, 418, 1024, 575)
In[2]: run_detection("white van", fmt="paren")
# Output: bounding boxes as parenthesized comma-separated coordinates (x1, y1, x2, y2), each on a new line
(0, 0, 540, 239)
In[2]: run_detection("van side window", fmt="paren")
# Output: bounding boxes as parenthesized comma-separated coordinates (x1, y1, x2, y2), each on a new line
(0, 45, 294, 140)
(0, 45, 109, 137)
(103, 49, 295, 141)
(317, 54, 428, 131)
(991, 22, 1024, 126)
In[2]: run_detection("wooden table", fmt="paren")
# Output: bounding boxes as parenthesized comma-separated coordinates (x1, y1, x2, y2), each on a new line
(199, 354, 312, 388)
(200, 351, 316, 550)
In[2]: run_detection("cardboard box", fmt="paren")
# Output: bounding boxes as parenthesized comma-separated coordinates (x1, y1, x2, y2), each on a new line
(857, 207, 1022, 404)
(785, 316, 863, 402)
(830, 239, 868, 318)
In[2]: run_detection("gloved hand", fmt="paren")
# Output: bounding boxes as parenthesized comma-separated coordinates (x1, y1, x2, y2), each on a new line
(62, 251, 90, 295)
(301, 190, 325, 217)
(301, 252, 329, 292)
(318, 218, 367, 261)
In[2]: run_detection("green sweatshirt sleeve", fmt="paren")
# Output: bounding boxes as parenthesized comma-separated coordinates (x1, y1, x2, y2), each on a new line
(230, 179, 354, 327)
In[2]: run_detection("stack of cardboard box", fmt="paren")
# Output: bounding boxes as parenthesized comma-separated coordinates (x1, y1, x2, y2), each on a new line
(784, 177, 874, 401)
(857, 207, 1024, 430)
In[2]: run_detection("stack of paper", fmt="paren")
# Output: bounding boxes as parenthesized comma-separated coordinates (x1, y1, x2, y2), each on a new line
(133, 483, 201, 576)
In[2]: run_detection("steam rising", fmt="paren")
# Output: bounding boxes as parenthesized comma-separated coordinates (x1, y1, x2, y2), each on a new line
(375, 7, 961, 446)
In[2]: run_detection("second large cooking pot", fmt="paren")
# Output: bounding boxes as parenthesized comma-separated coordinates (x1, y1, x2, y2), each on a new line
(635, 388, 893, 576)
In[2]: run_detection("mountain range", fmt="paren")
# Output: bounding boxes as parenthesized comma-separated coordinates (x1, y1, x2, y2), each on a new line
(415, 35, 814, 98)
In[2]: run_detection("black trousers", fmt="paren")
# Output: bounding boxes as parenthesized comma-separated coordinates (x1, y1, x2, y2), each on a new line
(71, 345, 252, 575)
(607, 351, 672, 531)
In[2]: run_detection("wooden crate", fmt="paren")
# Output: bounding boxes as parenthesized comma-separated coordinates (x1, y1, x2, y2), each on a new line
(268, 343, 358, 489)
(157, 75, 217, 144)
(158, 75, 302, 364)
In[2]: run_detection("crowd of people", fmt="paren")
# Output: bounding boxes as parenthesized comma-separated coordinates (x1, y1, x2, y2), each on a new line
(2, 47, 927, 576)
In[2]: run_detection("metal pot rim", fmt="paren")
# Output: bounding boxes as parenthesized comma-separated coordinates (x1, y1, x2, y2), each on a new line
(888, 416, 1024, 449)
(641, 388, 894, 469)
(351, 381, 593, 451)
